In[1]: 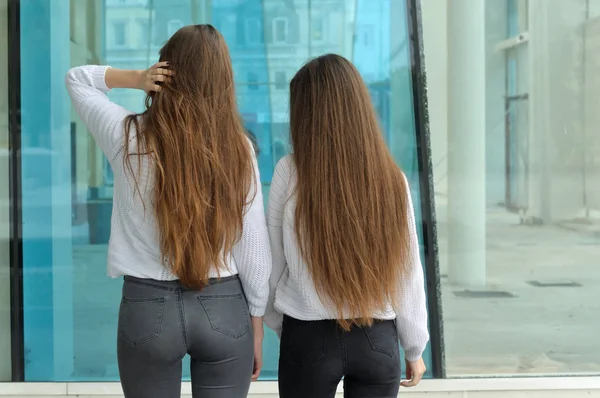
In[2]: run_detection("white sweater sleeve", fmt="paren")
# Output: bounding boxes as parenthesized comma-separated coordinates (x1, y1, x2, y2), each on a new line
(232, 152, 273, 317)
(65, 65, 133, 161)
(263, 155, 291, 337)
(396, 176, 430, 362)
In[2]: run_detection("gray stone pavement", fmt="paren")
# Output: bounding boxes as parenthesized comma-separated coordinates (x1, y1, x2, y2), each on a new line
(68, 206, 600, 378)
(438, 207, 600, 376)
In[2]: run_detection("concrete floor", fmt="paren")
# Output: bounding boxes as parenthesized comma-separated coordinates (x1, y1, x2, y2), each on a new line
(65, 206, 600, 379)
(438, 208, 600, 376)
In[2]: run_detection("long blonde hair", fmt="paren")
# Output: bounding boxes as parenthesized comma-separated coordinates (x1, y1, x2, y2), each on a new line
(290, 54, 411, 330)
(124, 25, 254, 288)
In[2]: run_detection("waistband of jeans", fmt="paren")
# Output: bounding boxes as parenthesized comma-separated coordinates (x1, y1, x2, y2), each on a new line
(124, 274, 240, 291)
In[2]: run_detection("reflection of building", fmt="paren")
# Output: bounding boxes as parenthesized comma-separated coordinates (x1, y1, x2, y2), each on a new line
(5, 0, 421, 384)
(103, 0, 395, 181)
(105, 0, 153, 113)
(423, 0, 600, 290)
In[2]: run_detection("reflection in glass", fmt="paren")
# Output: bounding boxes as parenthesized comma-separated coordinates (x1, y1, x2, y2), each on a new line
(422, 0, 600, 376)
(20, 0, 429, 381)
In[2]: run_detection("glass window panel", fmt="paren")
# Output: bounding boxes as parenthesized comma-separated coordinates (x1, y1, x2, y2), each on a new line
(274, 71, 286, 90)
(20, 0, 432, 381)
(167, 19, 184, 38)
(590, 0, 600, 19)
(507, 0, 519, 36)
(113, 21, 126, 46)
(272, 17, 288, 43)
(138, 19, 149, 47)
(507, 0, 528, 37)
(245, 18, 262, 44)
(0, 0, 10, 382)
(422, 0, 600, 376)
(311, 15, 324, 41)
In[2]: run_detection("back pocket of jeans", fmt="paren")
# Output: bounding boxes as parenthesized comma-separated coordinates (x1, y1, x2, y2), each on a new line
(119, 296, 166, 346)
(364, 320, 399, 358)
(281, 317, 328, 367)
(198, 293, 250, 339)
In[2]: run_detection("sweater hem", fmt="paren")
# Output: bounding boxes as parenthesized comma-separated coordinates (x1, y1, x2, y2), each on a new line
(405, 349, 427, 363)
(248, 305, 267, 318)
(274, 300, 397, 322)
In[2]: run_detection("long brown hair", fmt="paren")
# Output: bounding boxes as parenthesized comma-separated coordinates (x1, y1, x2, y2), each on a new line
(290, 54, 411, 330)
(124, 25, 255, 288)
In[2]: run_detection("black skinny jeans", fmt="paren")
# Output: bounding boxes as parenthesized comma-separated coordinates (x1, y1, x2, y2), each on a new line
(278, 315, 401, 398)
(117, 275, 254, 398)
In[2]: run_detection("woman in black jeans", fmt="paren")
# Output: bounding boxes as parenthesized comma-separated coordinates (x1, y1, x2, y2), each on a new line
(264, 54, 429, 398)
(66, 25, 271, 397)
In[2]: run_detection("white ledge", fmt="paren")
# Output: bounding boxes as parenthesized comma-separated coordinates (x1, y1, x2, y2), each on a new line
(0, 377, 600, 397)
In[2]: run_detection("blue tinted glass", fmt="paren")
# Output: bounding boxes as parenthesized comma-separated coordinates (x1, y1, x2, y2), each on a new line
(20, 0, 431, 381)
(507, 0, 519, 37)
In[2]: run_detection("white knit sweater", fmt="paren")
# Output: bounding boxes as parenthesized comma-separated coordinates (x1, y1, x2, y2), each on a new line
(263, 155, 429, 361)
(65, 65, 272, 316)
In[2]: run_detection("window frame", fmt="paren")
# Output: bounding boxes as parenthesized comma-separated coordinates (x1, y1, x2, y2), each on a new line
(137, 18, 150, 47)
(4, 0, 446, 381)
(245, 17, 262, 45)
(274, 71, 286, 90)
(247, 71, 259, 91)
(272, 16, 288, 44)
(311, 15, 325, 42)
(112, 20, 127, 47)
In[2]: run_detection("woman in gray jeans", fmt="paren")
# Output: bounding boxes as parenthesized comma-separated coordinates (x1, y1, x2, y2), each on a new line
(66, 25, 272, 398)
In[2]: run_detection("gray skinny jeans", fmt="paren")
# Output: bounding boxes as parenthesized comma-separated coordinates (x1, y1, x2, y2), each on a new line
(117, 275, 254, 398)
